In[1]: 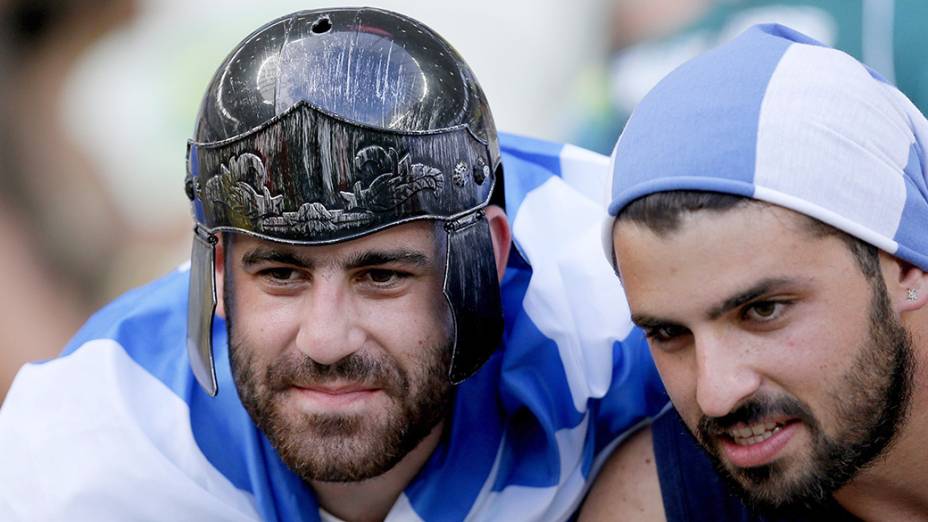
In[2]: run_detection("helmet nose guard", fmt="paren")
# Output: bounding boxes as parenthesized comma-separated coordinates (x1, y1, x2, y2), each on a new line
(184, 8, 503, 396)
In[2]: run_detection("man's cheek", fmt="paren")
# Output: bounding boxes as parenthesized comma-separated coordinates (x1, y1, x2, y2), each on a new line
(660, 371, 702, 428)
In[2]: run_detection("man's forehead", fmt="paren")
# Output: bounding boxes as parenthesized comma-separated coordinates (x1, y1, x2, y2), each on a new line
(231, 221, 439, 263)
(614, 204, 838, 308)
(617, 202, 824, 244)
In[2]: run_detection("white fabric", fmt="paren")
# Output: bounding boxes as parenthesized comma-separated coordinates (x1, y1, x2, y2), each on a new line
(0, 340, 259, 521)
(755, 42, 910, 241)
(515, 175, 634, 413)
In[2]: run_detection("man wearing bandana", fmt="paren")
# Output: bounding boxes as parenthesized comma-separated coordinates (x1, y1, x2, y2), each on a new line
(587, 23, 928, 521)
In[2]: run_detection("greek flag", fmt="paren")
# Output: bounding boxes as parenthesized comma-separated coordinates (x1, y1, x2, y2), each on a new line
(0, 133, 666, 521)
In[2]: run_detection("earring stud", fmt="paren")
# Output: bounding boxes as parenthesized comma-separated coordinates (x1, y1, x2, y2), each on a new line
(906, 288, 919, 302)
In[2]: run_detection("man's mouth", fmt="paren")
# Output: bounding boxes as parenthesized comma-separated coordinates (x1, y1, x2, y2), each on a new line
(288, 382, 384, 410)
(298, 383, 379, 394)
(727, 421, 786, 446)
(716, 418, 800, 468)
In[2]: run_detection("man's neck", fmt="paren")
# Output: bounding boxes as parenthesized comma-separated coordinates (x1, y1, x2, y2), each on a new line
(833, 424, 928, 521)
(311, 423, 444, 522)
(833, 322, 928, 521)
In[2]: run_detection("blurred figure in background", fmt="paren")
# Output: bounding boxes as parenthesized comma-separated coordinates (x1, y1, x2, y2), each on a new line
(570, 0, 928, 154)
(0, 0, 138, 402)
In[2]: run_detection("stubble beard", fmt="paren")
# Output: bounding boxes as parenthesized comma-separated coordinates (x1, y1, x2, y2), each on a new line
(695, 278, 915, 513)
(228, 320, 454, 483)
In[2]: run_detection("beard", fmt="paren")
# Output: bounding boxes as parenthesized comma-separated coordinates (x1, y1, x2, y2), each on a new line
(227, 315, 454, 483)
(694, 277, 915, 513)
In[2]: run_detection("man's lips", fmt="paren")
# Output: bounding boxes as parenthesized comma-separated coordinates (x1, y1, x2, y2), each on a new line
(288, 383, 383, 409)
(716, 417, 802, 468)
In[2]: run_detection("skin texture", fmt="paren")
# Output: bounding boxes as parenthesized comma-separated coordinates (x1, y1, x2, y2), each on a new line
(584, 204, 928, 521)
(214, 207, 510, 522)
(580, 426, 665, 521)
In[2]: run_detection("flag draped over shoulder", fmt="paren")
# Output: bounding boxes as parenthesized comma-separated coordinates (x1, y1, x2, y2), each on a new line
(0, 133, 666, 522)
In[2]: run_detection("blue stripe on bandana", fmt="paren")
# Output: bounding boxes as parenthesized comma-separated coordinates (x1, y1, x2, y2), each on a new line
(607, 25, 794, 216)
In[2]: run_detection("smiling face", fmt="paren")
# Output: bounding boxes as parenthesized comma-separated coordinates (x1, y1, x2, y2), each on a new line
(613, 203, 913, 510)
(219, 221, 454, 482)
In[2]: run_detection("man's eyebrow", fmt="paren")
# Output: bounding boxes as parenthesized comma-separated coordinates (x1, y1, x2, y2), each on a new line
(630, 314, 677, 330)
(630, 277, 797, 328)
(706, 277, 794, 320)
(241, 248, 313, 269)
(344, 249, 432, 269)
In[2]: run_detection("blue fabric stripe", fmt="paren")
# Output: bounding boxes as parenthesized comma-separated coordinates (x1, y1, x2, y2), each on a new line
(586, 329, 668, 475)
(893, 142, 928, 270)
(499, 132, 564, 220)
(499, 132, 566, 176)
(491, 266, 585, 491)
(60, 272, 185, 358)
(609, 25, 793, 216)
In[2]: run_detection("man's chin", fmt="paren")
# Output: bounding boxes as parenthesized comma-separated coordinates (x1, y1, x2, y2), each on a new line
(274, 420, 402, 482)
(718, 455, 841, 513)
(703, 439, 811, 511)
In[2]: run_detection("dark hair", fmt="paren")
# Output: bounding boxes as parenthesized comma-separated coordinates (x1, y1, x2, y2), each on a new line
(488, 164, 506, 211)
(618, 191, 881, 279)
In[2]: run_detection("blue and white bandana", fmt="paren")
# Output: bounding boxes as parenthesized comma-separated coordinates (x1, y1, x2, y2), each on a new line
(603, 23, 928, 271)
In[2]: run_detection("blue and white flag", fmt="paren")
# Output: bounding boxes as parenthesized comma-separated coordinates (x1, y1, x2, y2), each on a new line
(0, 133, 666, 521)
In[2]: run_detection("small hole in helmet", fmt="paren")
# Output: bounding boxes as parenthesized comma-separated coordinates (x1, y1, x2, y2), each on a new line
(311, 16, 332, 34)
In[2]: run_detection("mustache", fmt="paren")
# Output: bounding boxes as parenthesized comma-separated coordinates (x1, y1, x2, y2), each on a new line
(265, 350, 407, 395)
(697, 395, 817, 441)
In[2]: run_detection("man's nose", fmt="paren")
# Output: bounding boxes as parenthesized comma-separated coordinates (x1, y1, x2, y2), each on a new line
(693, 331, 761, 419)
(294, 278, 365, 366)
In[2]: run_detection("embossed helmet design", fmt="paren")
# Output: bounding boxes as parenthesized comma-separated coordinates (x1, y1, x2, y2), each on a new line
(185, 8, 503, 396)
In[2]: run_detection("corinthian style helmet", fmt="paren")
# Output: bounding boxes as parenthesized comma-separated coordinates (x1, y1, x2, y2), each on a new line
(185, 8, 504, 396)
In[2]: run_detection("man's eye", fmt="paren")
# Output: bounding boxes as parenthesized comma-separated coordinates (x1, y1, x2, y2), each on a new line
(261, 267, 300, 282)
(645, 325, 688, 343)
(743, 301, 786, 322)
(365, 269, 403, 285)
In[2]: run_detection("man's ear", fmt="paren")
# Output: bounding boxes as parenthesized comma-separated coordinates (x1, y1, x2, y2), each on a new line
(485, 205, 511, 281)
(214, 234, 226, 319)
(880, 252, 928, 313)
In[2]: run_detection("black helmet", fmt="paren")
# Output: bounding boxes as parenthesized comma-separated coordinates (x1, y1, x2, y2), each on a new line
(185, 8, 503, 396)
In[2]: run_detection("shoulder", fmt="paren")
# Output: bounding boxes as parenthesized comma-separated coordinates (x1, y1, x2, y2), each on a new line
(579, 425, 665, 521)
(0, 269, 258, 520)
(0, 349, 259, 520)
(0, 337, 258, 520)
(7, 268, 194, 421)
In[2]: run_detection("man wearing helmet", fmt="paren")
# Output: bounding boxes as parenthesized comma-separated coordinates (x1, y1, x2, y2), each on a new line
(0, 8, 665, 522)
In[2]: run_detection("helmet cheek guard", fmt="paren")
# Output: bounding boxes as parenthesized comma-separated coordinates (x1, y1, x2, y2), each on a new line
(183, 6, 505, 396)
(187, 227, 219, 395)
(443, 212, 503, 384)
